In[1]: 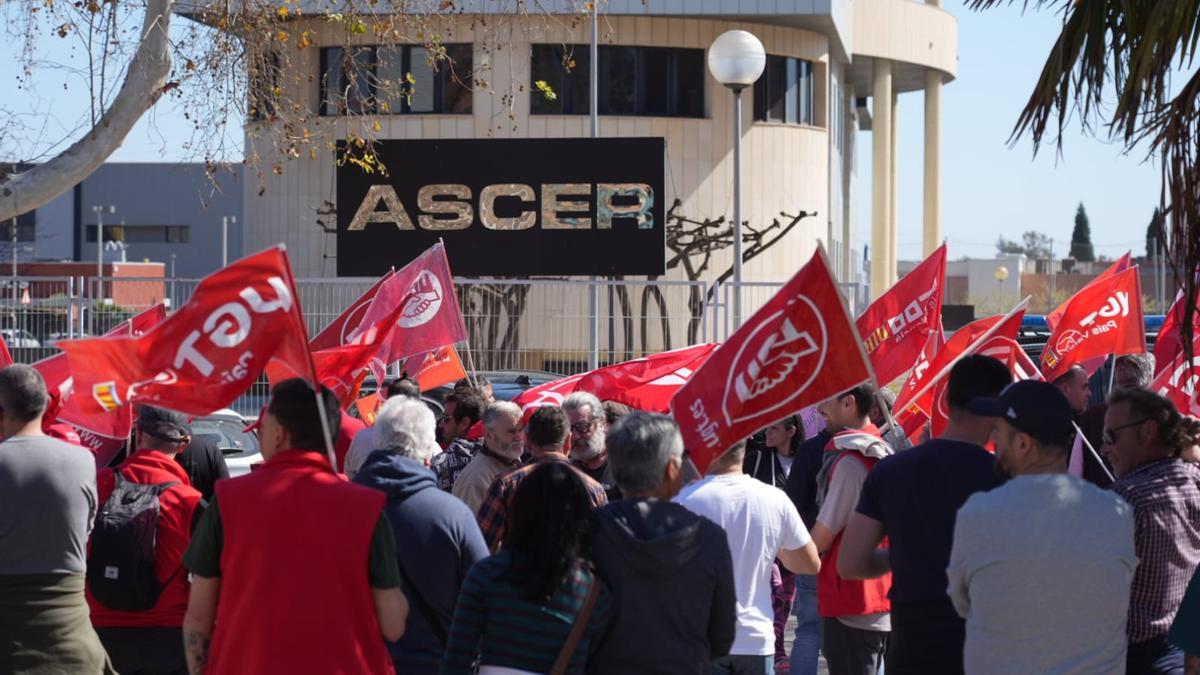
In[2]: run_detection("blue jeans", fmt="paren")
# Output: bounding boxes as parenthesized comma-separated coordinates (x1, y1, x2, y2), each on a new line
(790, 574, 820, 675)
(713, 654, 774, 675)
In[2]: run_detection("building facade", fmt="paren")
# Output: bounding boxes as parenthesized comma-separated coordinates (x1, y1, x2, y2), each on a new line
(235, 0, 956, 299)
(15, 163, 242, 279)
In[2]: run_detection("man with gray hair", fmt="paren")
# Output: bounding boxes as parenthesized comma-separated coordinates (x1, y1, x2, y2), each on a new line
(564, 390, 619, 499)
(589, 412, 737, 673)
(0, 364, 113, 673)
(353, 396, 488, 675)
(452, 401, 524, 514)
(1082, 352, 1157, 479)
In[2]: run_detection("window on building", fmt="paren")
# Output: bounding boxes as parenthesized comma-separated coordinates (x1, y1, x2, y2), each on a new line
(1, 213, 35, 242)
(320, 44, 473, 116)
(86, 225, 189, 243)
(754, 56, 816, 126)
(531, 44, 705, 117)
(248, 50, 281, 121)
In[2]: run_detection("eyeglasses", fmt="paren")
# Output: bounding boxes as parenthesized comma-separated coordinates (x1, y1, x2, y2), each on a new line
(571, 419, 596, 435)
(1102, 419, 1147, 446)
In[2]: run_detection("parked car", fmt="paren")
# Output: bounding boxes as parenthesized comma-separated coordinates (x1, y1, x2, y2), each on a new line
(351, 369, 562, 420)
(1, 328, 40, 348)
(192, 408, 261, 478)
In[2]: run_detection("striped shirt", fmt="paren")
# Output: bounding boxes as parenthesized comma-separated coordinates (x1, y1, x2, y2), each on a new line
(443, 552, 611, 674)
(1112, 458, 1200, 643)
(476, 455, 608, 550)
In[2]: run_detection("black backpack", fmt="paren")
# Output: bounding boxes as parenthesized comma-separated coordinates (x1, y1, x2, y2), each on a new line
(86, 472, 178, 611)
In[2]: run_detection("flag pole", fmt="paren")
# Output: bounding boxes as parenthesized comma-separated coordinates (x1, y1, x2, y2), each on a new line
(1072, 420, 1115, 483)
(314, 387, 339, 470)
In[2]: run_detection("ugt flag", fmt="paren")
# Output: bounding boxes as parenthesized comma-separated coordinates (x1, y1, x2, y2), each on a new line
(1154, 286, 1200, 377)
(350, 242, 468, 369)
(856, 243, 945, 386)
(1040, 266, 1144, 382)
(1151, 328, 1200, 417)
(309, 270, 394, 351)
(59, 247, 316, 417)
(671, 248, 872, 473)
(1045, 251, 1133, 331)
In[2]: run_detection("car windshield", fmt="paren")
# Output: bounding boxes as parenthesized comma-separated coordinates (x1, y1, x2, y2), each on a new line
(192, 417, 260, 457)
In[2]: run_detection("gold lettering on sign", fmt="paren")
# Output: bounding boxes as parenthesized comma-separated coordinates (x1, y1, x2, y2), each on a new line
(480, 184, 536, 231)
(418, 184, 473, 230)
(347, 185, 415, 231)
(597, 183, 655, 229)
(542, 183, 592, 230)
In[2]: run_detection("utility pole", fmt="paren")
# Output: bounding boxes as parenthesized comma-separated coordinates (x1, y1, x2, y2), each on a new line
(9, 217, 16, 328)
(222, 215, 236, 267)
(92, 205, 115, 300)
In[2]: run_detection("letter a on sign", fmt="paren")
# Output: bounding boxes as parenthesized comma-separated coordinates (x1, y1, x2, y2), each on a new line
(670, 248, 874, 473)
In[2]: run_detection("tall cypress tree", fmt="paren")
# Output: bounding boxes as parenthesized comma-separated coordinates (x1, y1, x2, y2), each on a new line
(1146, 207, 1166, 259)
(1070, 202, 1095, 262)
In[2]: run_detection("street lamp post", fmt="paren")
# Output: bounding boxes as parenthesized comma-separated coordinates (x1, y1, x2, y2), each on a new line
(92, 205, 115, 301)
(708, 30, 765, 327)
(222, 215, 236, 267)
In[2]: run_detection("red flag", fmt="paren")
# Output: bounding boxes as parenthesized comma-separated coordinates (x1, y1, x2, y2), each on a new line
(350, 242, 468, 369)
(59, 247, 316, 418)
(894, 302, 1028, 435)
(38, 304, 169, 463)
(512, 373, 587, 420)
(1040, 266, 1145, 382)
(596, 345, 718, 413)
(0, 332, 12, 369)
(856, 244, 946, 386)
(406, 345, 468, 392)
(268, 305, 405, 409)
(671, 248, 872, 473)
(1151, 329, 1200, 417)
(309, 271, 394, 351)
(1046, 252, 1133, 332)
(1154, 286, 1200, 377)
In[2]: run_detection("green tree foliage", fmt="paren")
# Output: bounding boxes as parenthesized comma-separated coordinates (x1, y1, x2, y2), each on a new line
(1146, 208, 1166, 259)
(1070, 203, 1095, 262)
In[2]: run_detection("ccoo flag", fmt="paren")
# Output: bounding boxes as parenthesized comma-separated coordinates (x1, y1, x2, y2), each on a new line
(856, 244, 946, 386)
(59, 247, 316, 417)
(670, 248, 872, 473)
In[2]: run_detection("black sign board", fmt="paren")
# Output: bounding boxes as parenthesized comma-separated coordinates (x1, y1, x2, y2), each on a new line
(336, 137, 666, 277)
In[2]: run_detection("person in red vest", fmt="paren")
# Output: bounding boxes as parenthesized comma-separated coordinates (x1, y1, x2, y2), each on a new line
(88, 405, 204, 675)
(181, 379, 408, 675)
(810, 382, 894, 675)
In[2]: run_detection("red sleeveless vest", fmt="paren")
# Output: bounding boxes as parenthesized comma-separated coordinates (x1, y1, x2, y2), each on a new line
(206, 450, 393, 675)
(818, 451, 893, 618)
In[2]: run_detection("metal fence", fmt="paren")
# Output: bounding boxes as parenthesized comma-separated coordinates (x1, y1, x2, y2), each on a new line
(0, 273, 867, 416)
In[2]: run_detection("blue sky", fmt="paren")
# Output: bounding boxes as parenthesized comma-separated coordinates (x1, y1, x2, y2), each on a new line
(0, 3, 1169, 264)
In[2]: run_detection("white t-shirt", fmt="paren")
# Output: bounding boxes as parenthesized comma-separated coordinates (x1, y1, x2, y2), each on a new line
(675, 473, 811, 656)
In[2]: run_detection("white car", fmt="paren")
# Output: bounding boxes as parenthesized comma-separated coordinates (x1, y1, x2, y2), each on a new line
(1, 328, 40, 348)
(192, 408, 261, 478)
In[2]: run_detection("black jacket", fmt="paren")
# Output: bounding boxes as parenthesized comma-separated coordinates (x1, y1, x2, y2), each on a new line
(175, 436, 229, 501)
(783, 429, 833, 530)
(588, 499, 736, 674)
(742, 440, 788, 490)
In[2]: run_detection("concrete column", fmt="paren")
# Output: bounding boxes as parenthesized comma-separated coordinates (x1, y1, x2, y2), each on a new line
(890, 90, 899, 285)
(870, 59, 892, 299)
(842, 86, 854, 279)
(923, 69, 942, 256)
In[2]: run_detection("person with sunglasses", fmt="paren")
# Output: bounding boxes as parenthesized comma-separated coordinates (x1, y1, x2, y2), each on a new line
(1103, 387, 1200, 675)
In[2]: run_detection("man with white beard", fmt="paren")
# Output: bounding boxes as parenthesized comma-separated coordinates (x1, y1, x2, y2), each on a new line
(564, 391, 620, 500)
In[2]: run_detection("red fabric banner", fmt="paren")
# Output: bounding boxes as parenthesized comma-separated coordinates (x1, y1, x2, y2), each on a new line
(308, 271, 394, 351)
(59, 247, 316, 418)
(1153, 285, 1200, 378)
(406, 345, 468, 392)
(351, 242, 468, 371)
(856, 244, 946, 386)
(1045, 252, 1133, 331)
(1040, 266, 1145, 382)
(1151, 330, 1200, 417)
(894, 303, 1027, 435)
(671, 249, 872, 473)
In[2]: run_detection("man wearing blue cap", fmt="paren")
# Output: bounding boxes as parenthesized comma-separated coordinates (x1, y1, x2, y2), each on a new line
(947, 379, 1137, 675)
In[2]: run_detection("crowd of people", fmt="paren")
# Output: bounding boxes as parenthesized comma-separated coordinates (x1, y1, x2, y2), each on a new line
(1, 350, 1199, 675)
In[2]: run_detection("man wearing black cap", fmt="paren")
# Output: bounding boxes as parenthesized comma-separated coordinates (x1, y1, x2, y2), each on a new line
(87, 405, 206, 675)
(947, 380, 1137, 675)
